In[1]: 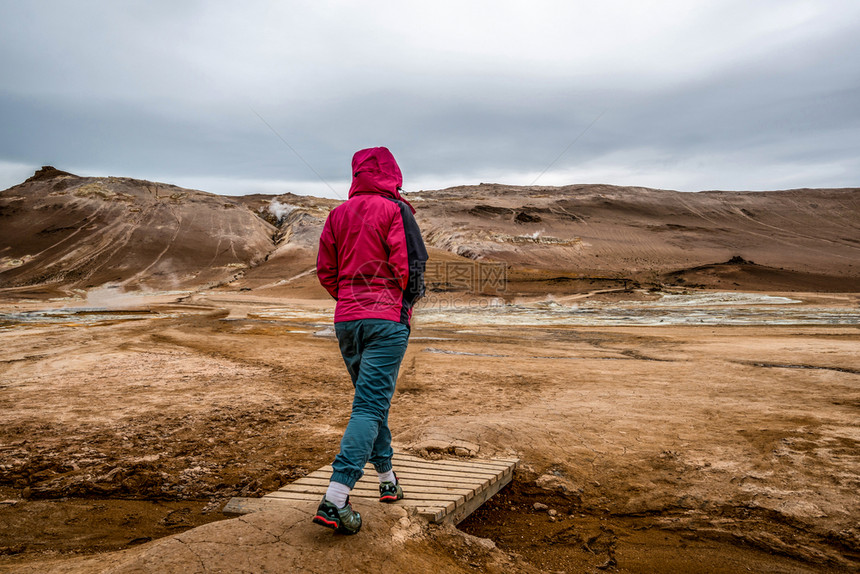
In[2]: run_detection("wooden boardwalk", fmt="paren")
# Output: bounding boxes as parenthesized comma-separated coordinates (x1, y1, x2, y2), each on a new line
(223, 452, 518, 524)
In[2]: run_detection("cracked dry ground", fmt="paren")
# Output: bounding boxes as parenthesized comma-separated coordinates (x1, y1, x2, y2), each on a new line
(1, 300, 858, 573)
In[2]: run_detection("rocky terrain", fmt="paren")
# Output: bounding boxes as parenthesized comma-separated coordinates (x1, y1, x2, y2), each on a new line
(0, 167, 275, 297)
(1, 168, 858, 572)
(3, 167, 859, 299)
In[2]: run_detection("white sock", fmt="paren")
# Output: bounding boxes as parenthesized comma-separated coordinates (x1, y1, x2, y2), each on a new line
(378, 469, 396, 484)
(325, 481, 350, 508)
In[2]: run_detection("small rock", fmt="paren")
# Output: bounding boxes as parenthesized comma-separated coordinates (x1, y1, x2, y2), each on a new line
(21, 487, 31, 499)
(103, 466, 125, 482)
(547, 508, 558, 517)
(777, 499, 828, 519)
(201, 500, 221, 514)
(535, 473, 576, 493)
(533, 502, 548, 512)
(0, 500, 19, 506)
(450, 439, 480, 457)
(597, 556, 617, 570)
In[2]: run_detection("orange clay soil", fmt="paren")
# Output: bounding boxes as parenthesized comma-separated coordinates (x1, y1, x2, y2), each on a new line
(1, 290, 858, 573)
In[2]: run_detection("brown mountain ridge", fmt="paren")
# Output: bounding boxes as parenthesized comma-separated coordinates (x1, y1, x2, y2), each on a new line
(1, 167, 858, 299)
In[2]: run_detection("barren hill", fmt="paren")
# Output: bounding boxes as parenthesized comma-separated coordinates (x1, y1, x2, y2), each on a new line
(0, 167, 276, 297)
(410, 183, 860, 293)
(2, 169, 859, 298)
(233, 182, 860, 295)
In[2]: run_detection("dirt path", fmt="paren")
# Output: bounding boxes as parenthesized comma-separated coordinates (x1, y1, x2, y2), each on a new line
(1, 294, 858, 572)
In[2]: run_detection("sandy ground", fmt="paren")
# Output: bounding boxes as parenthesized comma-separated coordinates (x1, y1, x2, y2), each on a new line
(1, 290, 858, 573)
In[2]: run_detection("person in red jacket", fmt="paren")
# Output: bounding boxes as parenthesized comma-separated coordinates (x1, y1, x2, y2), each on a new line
(313, 147, 428, 534)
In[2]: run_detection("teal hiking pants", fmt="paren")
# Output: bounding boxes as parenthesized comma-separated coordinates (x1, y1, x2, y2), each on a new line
(330, 319, 410, 488)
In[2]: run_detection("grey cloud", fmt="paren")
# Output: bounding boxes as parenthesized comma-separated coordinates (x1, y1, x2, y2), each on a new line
(1, 0, 859, 194)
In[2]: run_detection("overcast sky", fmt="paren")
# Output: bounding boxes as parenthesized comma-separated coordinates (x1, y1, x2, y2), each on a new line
(1, 1, 859, 198)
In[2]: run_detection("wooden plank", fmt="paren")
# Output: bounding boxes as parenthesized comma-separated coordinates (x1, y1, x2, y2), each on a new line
(410, 499, 456, 514)
(261, 488, 457, 512)
(289, 475, 478, 491)
(361, 472, 487, 488)
(282, 472, 488, 492)
(394, 453, 513, 470)
(416, 506, 446, 522)
(315, 464, 498, 480)
(286, 470, 488, 487)
(388, 459, 503, 476)
(224, 454, 518, 524)
(393, 473, 488, 488)
(277, 465, 511, 497)
(310, 455, 514, 474)
(284, 478, 475, 499)
(275, 484, 469, 502)
(291, 472, 485, 486)
(444, 465, 515, 525)
(350, 455, 506, 471)
(394, 467, 501, 481)
(316, 460, 502, 477)
(394, 453, 511, 467)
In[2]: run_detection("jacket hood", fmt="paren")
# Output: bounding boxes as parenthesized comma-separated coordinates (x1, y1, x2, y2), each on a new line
(348, 147, 415, 213)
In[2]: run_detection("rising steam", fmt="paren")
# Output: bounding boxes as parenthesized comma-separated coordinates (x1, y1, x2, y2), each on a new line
(267, 199, 297, 224)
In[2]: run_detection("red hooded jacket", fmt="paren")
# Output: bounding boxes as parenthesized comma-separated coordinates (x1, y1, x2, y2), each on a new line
(316, 147, 428, 326)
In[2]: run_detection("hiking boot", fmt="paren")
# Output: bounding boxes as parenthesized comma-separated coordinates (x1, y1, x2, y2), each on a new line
(312, 496, 362, 534)
(379, 473, 404, 503)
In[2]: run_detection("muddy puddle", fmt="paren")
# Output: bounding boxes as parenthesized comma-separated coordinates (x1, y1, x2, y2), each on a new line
(230, 292, 860, 328)
(0, 309, 176, 329)
(416, 292, 859, 327)
(13, 291, 851, 332)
